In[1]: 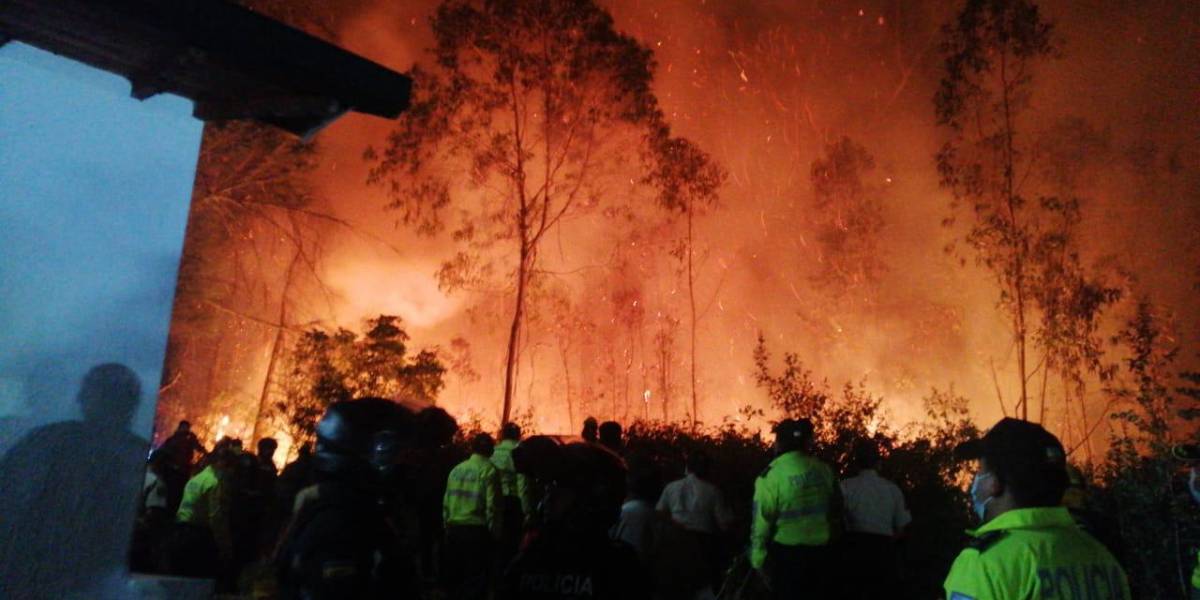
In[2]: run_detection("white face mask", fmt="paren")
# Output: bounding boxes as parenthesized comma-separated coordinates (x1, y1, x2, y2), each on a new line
(969, 471, 994, 521)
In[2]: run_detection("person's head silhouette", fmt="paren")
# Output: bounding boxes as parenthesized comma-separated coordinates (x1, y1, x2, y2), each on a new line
(76, 363, 140, 429)
(0, 362, 146, 595)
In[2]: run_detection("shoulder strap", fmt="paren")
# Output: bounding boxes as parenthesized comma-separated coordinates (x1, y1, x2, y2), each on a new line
(967, 530, 1007, 553)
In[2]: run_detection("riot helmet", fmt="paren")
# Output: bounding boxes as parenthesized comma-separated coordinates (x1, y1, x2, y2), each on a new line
(313, 397, 412, 478)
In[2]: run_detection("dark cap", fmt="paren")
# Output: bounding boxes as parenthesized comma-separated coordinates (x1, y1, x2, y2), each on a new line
(772, 420, 811, 451)
(956, 418, 1068, 506)
(500, 422, 522, 441)
(774, 418, 814, 443)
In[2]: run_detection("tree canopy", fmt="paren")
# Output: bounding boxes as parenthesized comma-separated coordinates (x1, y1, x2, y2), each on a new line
(276, 315, 447, 445)
(367, 0, 722, 423)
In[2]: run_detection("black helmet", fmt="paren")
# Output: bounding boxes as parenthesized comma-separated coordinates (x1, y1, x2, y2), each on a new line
(314, 397, 412, 476)
(774, 418, 814, 453)
(371, 429, 405, 490)
(371, 430, 402, 470)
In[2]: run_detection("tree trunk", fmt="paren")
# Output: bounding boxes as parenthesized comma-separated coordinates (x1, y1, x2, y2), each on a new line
(526, 344, 538, 406)
(1038, 353, 1049, 424)
(660, 341, 670, 422)
(1059, 375, 1072, 452)
(202, 329, 226, 428)
(999, 48, 1029, 421)
(560, 341, 574, 430)
(1014, 278, 1029, 420)
(252, 248, 301, 442)
(621, 340, 633, 423)
(626, 357, 633, 422)
(1077, 380, 1094, 464)
(501, 247, 530, 425)
(687, 199, 699, 429)
(610, 351, 618, 420)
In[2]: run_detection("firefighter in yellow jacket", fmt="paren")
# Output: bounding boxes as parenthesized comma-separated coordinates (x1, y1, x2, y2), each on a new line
(944, 418, 1129, 599)
(750, 418, 841, 598)
(443, 432, 501, 600)
(177, 444, 237, 573)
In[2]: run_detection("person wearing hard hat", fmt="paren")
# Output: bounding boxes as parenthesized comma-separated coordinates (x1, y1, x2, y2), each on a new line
(944, 418, 1129, 599)
(443, 432, 502, 600)
(750, 418, 842, 598)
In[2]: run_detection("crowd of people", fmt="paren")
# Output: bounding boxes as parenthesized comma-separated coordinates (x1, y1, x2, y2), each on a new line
(127, 397, 1144, 599)
(0, 363, 1160, 599)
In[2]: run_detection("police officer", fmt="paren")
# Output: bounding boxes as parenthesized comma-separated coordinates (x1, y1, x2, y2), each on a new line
(500, 441, 650, 599)
(443, 432, 502, 600)
(493, 423, 531, 562)
(176, 444, 236, 557)
(750, 418, 841, 598)
(275, 398, 415, 600)
(944, 418, 1130, 599)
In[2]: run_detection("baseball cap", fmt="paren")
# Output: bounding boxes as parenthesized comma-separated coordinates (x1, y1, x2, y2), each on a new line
(956, 417, 1068, 505)
(774, 418, 814, 441)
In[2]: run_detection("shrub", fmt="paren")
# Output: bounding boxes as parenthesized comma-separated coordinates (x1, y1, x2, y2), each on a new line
(1091, 302, 1200, 598)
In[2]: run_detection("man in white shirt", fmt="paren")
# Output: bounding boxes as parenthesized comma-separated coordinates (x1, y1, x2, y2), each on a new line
(839, 442, 911, 599)
(612, 459, 661, 564)
(656, 451, 733, 597)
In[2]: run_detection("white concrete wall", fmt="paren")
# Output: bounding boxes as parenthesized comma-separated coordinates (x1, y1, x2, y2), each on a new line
(0, 42, 202, 599)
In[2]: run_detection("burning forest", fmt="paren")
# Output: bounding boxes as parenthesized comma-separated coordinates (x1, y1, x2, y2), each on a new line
(155, 0, 1199, 466)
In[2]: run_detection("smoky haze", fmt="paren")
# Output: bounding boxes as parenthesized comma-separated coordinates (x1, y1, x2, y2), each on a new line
(160, 0, 1199, 443)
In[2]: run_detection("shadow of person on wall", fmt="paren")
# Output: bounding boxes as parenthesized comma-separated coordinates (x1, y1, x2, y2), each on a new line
(0, 363, 149, 599)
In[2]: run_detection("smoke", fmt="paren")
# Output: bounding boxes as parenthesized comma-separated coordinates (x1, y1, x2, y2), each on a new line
(186, 0, 1199, 436)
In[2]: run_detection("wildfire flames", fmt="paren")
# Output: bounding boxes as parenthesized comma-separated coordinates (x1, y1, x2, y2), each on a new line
(156, 0, 1199, 451)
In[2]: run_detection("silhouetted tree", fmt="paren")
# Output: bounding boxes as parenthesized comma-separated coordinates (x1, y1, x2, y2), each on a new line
(161, 121, 325, 438)
(367, 0, 721, 423)
(1098, 301, 1200, 598)
(808, 136, 887, 299)
(276, 315, 447, 445)
(935, 0, 1055, 419)
(1023, 117, 1123, 447)
(649, 136, 724, 428)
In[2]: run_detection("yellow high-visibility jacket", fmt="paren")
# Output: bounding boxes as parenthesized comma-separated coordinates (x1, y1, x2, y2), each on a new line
(491, 439, 532, 516)
(749, 450, 837, 569)
(176, 465, 232, 557)
(944, 506, 1130, 599)
(443, 453, 501, 536)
